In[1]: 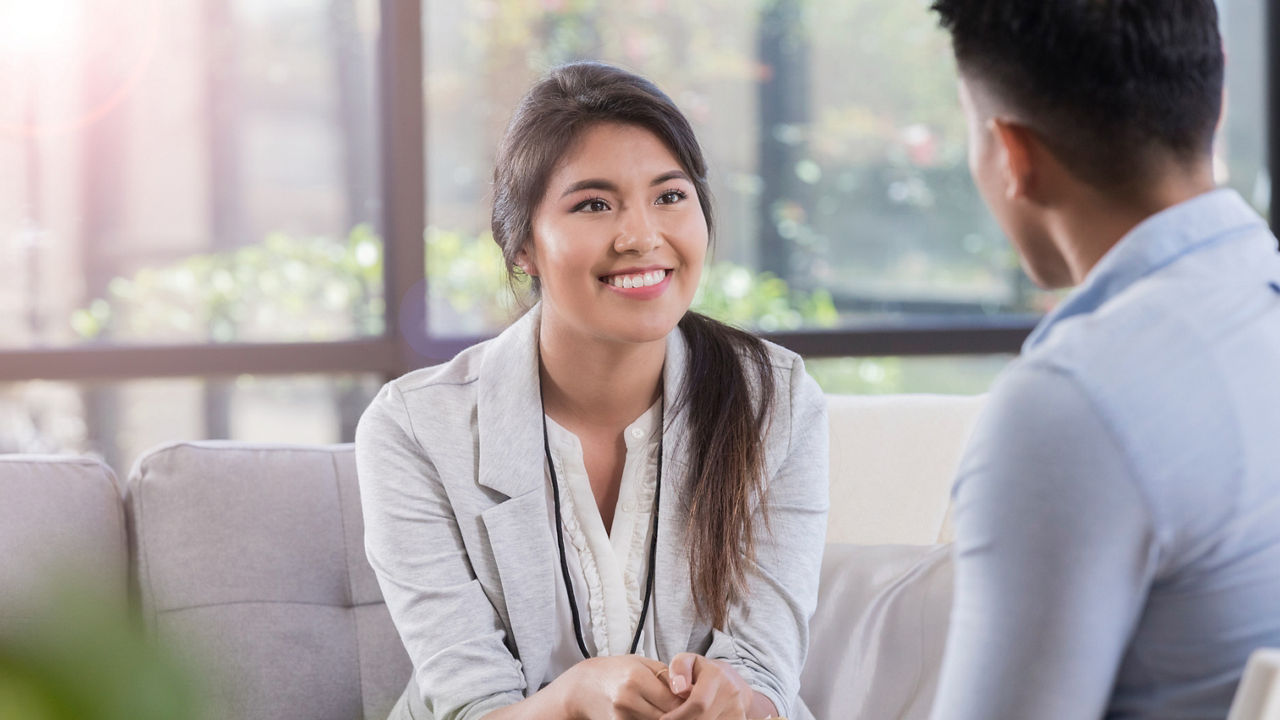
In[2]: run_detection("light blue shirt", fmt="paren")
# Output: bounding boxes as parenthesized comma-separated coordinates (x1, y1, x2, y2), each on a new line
(931, 189, 1280, 720)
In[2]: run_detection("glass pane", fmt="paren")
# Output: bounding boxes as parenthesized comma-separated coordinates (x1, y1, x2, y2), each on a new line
(0, 374, 381, 474)
(421, 0, 1264, 338)
(0, 0, 382, 349)
(1218, 0, 1268, 217)
(807, 355, 1012, 396)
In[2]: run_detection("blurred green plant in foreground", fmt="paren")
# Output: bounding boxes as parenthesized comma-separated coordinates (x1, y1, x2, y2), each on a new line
(0, 585, 205, 720)
(70, 226, 839, 343)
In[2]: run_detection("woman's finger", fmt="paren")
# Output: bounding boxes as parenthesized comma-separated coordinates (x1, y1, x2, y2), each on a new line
(659, 667, 722, 720)
(615, 691, 676, 720)
(632, 676, 691, 712)
(666, 652, 698, 696)
(625, 656, 684, 716)
(632, 674, 684, 715)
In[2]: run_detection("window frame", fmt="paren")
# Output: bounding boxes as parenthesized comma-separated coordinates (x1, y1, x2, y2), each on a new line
(0, 0, 1274, 386)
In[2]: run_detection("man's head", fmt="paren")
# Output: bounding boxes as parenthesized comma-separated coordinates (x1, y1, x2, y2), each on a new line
(932, 0, 1225, 287)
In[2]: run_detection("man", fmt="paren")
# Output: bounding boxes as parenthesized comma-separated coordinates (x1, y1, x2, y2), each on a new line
(928, 2, 1280, 718)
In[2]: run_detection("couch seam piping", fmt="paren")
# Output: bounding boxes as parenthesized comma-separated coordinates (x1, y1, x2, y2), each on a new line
(332, 451, 367, 718)
(105, 462, 129, 598)
(155, 598, 387, 615)
(138, 461, 158, 633)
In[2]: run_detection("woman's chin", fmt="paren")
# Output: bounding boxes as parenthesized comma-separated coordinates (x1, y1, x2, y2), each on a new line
(598, 323, 678, 347)
(545, 295, 692, 348)
(591, 310, 685, 346)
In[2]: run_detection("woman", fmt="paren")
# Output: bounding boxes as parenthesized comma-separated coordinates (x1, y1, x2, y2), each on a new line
(356, 62, 828, 720)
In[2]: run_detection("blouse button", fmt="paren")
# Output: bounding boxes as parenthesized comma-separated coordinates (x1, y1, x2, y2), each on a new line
(630, 428, 644, 440)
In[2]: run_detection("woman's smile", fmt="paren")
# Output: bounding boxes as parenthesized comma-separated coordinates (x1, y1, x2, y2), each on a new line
(599, 266, 673, 299)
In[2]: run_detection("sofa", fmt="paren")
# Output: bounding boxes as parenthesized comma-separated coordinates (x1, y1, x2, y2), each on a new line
(7, 392, 1277, 720)
(0, 393, 984, 719)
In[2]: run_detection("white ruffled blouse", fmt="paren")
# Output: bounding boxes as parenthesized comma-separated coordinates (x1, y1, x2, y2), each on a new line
(541, 399, 663, 684)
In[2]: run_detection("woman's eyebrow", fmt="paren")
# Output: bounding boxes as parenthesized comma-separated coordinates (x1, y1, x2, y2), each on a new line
(559, 170, 691, 199)
(560, 178, 617, 198)
(650, 170, 690, 186)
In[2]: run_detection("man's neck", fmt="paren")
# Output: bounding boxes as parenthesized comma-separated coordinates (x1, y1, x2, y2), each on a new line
(1053, 164, 1216, 284)
(537, 311, 666, 433)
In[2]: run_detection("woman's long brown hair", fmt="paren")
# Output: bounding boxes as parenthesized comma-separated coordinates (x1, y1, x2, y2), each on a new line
(490, 62, 776, 629)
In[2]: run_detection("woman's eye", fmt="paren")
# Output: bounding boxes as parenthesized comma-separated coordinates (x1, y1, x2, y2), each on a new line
(656, 189, 687, 205)
(573, 198, 610, 213)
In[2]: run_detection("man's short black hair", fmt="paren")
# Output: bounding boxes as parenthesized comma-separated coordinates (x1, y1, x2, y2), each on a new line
(932, 0, 1224, 189)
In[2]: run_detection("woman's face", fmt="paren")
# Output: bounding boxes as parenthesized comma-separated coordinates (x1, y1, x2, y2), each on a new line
(523, 122, 708, 346)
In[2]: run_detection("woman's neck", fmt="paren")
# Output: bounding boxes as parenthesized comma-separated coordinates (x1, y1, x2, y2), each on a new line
(537, 314, 666, 432)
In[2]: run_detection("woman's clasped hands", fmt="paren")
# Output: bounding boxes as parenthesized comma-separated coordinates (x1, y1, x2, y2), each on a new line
(554, 652, 761, 720)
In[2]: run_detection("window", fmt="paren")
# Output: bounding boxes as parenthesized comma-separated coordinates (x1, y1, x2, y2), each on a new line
(0, 0, 381, 348)
(420, 0, 1267, 349)
(422, 0, 1050, 340)
(0, 0, 1274, 456)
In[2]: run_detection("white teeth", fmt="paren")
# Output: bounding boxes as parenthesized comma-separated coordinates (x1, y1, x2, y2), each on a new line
(607, 269, 667, 289)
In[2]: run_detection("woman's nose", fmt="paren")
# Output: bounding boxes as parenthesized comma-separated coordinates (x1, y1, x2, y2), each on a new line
(614, 209, 662, 254)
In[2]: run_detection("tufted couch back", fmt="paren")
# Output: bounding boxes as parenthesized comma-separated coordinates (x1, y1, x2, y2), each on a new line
(127, 442, 411, 719)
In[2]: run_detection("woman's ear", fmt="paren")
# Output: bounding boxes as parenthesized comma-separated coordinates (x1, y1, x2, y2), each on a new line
(515, 243, 539, 277)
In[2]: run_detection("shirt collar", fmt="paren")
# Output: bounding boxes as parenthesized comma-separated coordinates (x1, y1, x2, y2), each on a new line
(1023, 188, 1268, 351)
(621, 398, 663, 453)
(545, 397, 663, 456)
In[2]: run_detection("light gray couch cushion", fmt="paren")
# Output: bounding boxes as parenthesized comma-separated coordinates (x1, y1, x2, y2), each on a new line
(127, 441, 411, 720)
(800, 543, 954, 720)
(0, 454, 127, 625)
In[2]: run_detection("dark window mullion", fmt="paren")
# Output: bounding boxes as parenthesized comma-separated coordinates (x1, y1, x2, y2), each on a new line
(0, 339, 398, 383)
(379, 0, 428, 380)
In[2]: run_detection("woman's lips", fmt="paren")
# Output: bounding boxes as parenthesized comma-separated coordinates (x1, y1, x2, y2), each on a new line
(600, 268, 672, 300)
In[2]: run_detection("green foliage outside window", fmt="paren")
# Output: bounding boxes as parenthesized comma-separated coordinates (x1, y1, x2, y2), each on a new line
(68, 225, 838, 345)
(70, 227, 385, 344)
(65, 225, 1008, 395)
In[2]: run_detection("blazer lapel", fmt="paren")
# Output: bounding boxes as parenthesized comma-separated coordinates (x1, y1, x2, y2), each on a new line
(654, 328, 699, 661)
(477, 305, 545, 500)
(476, 305, 556, 691)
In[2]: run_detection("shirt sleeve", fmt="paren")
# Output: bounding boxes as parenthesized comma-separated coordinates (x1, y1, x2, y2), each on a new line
(355, 383, 525, 720)
(929, 362, 1162, 720)
(706, 356, 830, 717)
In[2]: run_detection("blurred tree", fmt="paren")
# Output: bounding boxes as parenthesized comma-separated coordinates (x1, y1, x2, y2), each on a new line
(757, 0, 812, 279)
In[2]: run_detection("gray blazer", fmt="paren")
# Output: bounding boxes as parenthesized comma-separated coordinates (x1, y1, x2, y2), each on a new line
(355, 306, 829, 720)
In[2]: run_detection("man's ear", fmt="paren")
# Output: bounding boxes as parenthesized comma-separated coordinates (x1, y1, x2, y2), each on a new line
(990, 117, 1039, 203)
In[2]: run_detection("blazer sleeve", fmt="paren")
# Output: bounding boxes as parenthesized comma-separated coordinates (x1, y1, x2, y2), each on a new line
(705, 356, 830, 717)
(355, 382, 525, 720)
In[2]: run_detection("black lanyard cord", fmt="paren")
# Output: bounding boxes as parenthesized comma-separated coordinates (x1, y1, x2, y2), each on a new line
(539, 387, 662, 659)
